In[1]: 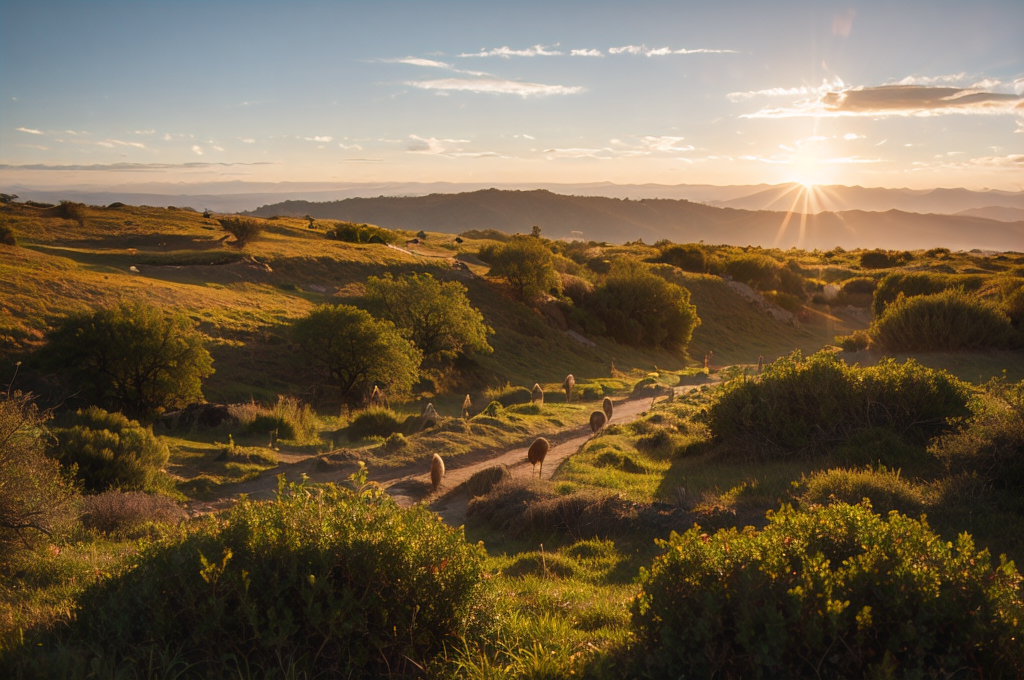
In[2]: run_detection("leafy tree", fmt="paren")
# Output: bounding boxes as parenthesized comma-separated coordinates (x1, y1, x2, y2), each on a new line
(585, 260, 700, 351)
(41, 301, 214, 417)
(52, 407, 170, 492)
(0, 392, 78, 549)
(364, 272, 492, 366)
(486, 235, 561, 301)
(218, 217, 263, 247)
(293, 304, 422, 405)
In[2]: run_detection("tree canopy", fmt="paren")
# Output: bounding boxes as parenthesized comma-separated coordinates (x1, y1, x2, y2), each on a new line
(41, 301, 214, 417)
(364, 272, 492, 366)
(486, 235, 561, 302)
(292, 304, 422, 405)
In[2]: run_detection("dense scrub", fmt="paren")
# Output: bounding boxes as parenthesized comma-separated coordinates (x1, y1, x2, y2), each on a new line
(871, 270, 986, 315)
(217, 217, 263, 247)
(27, 477, 486, 678)
(870, 289, 1014, 352)
(633, 503, 1024, 679)
(708, 351, 970, 456)
(347, 407, 403, 440)
(325, 221, 398, 244)
(51, 407, 170, 493)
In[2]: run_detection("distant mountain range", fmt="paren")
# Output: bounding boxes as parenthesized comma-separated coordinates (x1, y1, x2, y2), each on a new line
(245, 189, 1024, 251)
(4, 181, 1023, 217)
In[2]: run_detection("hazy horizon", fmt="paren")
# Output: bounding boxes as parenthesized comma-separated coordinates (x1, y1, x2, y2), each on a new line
(2, 1, 1022, 193)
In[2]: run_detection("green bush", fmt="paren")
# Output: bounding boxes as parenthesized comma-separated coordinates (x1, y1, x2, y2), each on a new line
(234, 396, 320, 443)
(325, 221, 397, 244)
(859, 249, 912, 269)
(52, 407, 170, 492)
(217, 217, 263, 247)
(762, 290, 803, 314)
(707, 351, 970, 456)
(559, 273, 594, 305)
(1004, 284, 1024, 328)
(60, 478, 486, 677)
(872, 271, 985, 315)
(485, 235, 561, 301)
(40, 300, 214, 417)
(485, 383, 532, 407)
(835, 329, 870, 351)
(870, 289, 1013, 352)
(347, 407, 403, 441)
(840, 276, 876, 295)
(656, 244, 707, 273)
(0, 222, 15, 246)
(48, 200, 87, 226)
(585, 260, 700, 351)
(723, 254, 779, 291)
(633, 503, 1024, 678)
(799, 466, 926, 516)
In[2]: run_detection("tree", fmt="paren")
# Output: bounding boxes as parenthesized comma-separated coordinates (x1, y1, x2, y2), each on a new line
(364, 273, 493, 366)
(41, 301, 214, 417)
(218, 217, 264, 247)
(293, 304, 422, 405)
(486, 235, 561, 302)
(585, 260, 700, 351)
(0, 393, 78, 549)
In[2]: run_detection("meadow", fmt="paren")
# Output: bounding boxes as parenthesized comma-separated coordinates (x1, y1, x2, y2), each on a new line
(1, 199, 1023, 678)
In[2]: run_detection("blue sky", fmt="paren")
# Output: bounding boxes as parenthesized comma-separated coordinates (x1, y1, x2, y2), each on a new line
(1, 0, 1022, 189)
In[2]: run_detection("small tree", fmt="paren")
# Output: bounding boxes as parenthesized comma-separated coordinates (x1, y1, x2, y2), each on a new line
(218, 217, 264, 248)
(293, 304, 422, 406)
(365, 272, 493, 366)
(486, 235, 561, 301)
(41, 301, 214, 417)
(585, 260, 700, 351)
(0, 393, 78, 549)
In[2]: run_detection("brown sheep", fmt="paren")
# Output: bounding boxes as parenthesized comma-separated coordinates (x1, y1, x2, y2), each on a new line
(430, 453, 445, 490)
(462, 394, 472, 419)
(602, 397, 613, 421)
(590, 410, 607, 433)
(531, 383, 544, 404)
(527, 437, 550, 477)
(563, 374, 575, 403)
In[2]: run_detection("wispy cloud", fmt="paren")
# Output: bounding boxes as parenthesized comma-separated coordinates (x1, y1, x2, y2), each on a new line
(542, 147, 614, 160)
(382, 56, 490, 77)
(0, 162, 275, 171)
(405, 78, 583, 97)
(742, 83, 1024, 118)
(458, 44, 562, 58)
(406, 134, 504, 158)
(304, 135, 333, 142)
(16, 127, 43, 135)
(191, 145, 203, 155)
(96, 138, 147, 149)
(239, 138, 255, 144)
(571, 48, 602, 57)
(609, 44, 737, 56)
(728, 78, 846, 102)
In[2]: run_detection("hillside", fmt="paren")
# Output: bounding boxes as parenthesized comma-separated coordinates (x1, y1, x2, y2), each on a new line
(713, 184, 1024, 214)
(247, 189, 1024, 251)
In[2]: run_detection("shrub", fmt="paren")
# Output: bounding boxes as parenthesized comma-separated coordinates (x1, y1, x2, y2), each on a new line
(657, 244, 707, 273)
(347, 407, 403, 441)
(325, 221, 397, 244)
(585, 260, 700, 351)
(485, 235, 561, 301)
(0, 393, 78, 551)
(460, 228, 510, 243)
(799, 466, 926, 516)
(835, 329, 870, 351)
(633, 503, 1024, 679)
(859, 249, 911, 269)
(707, 351, 970, 456)
(48, 200, 87, 226)
(65, 478, 486, 677)
(723, 254, 779, 291)
(216, 216, 263, 247)
(40, 301, 214, 417)
(52, 407, 170, 492)
(840, 276, 876, 295)
(0, 222, 15, 246)
(233, 396, 319, 443)
(870, 289, 1013, 352)
(293, 304, 422, 407)
(365, 272, 492, 366)
(485, 383, 532, 407)
(1004, 284, 1024, 328)
(80, 490, 186, 535)
(762, 290, 803, 314)
(872, 271, 985, 315)
(560, 273, 594, 305)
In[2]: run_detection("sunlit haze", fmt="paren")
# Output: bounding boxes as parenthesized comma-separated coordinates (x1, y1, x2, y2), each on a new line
(1, 0, 1022, 191)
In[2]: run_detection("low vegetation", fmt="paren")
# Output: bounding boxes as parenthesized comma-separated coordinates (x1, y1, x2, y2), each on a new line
(325, 220, 398, 244)
(870, 288, 1014, 352)
(217, 216, 263, 247)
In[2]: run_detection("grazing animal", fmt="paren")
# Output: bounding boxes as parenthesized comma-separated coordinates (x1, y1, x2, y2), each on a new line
(563, 374, 575, 403)
(430, 453, 445, 490)
(462, 394, 472, 419)
(527, 437, 550, 477)
(531, 383, 544, 404)
(602, 397, 613, 421)
(369, 385, 386, 407)
(421, 402, 438, 419)
(757, 355, 764, 373)
(590, 410, 607, 433)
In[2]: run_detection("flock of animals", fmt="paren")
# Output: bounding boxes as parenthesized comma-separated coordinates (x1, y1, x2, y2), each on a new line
(427, 374, 617, 492)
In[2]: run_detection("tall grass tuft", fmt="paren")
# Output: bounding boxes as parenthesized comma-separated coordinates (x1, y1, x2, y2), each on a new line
(217, 216, 263, 247)
(231, 396, 320, 444)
